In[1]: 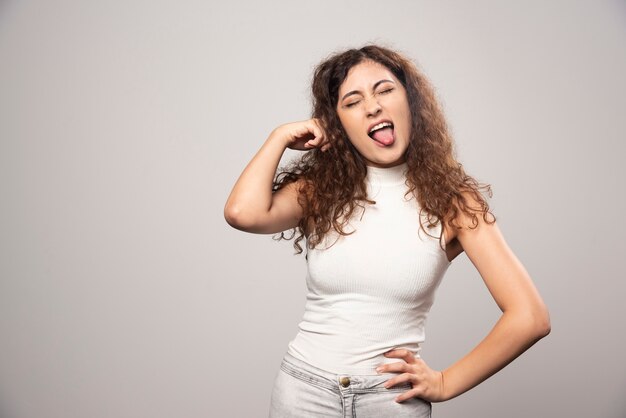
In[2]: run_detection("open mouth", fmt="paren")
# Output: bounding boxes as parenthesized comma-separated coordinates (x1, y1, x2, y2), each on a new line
(368, 121, 395, 146)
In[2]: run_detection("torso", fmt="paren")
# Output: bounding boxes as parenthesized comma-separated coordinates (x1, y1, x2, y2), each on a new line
(307, 216, 465, 263)
(288, 165, 454, 375)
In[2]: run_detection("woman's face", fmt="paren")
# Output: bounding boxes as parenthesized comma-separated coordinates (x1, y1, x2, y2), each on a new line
(336, 60, 412, 168)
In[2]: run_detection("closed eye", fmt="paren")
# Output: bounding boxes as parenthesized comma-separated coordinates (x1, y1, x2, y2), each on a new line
(344, 88, 393, 108)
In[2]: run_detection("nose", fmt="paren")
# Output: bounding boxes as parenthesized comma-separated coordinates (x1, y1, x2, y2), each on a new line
(365, 95, 382, 117)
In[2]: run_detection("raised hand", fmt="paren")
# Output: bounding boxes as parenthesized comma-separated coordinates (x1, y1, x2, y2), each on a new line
(271, 118, 331, 152)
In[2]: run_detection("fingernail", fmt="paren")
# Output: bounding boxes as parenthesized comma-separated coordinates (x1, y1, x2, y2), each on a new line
(375, 367, 383, 373)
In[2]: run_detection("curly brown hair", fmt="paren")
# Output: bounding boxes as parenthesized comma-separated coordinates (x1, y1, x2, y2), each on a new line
(273, 44, 495, 254)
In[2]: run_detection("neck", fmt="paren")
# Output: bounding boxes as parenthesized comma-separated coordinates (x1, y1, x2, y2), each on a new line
(365, 161, 408, 186)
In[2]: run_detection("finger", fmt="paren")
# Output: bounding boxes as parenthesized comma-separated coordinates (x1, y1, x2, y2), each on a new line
(395, 388, 421, 403)
(304, 136, 321, 149)
(294, 123, 313, 137)
(307, 120, 324, 142)
(384, 349, 417, 363)
(305, 138, 321, 149)
(383, 372, 414, 389)
(311, 117, 324, 132)
(313, 120, 328, 142)
(376, 361, 408, 374)
(309, 135, 328, 150)
(309, 138, 321, 147)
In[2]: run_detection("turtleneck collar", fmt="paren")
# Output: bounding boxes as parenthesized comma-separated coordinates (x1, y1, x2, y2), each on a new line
(365, 161, 409, 186)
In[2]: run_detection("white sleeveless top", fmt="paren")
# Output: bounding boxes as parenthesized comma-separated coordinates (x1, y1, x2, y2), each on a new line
(286, 161, 452, 375)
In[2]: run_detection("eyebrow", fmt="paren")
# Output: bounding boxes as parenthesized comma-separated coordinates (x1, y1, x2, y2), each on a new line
(340, 79, 395, 102)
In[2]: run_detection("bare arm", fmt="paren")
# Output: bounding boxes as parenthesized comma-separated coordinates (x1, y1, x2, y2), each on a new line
(223, 119, 328, 234)
(440, 195, 551, 400)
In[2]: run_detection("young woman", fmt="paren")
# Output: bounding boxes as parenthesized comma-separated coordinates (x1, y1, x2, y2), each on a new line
(224, 44, 551, 417)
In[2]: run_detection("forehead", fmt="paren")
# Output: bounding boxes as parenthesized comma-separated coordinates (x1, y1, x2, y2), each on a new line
(338, 60, 397, 94)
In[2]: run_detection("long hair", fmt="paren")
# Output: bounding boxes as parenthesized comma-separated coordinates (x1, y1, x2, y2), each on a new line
(273, 44, 495, 254)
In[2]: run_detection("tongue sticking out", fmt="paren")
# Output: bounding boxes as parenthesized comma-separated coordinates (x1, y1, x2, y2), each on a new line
(371, 127, 395, 146)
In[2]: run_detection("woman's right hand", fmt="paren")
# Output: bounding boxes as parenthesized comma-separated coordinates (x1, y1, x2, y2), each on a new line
(272, 118, 331, 152)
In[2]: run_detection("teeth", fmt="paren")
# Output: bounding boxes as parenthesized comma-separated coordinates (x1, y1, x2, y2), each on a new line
(369, 122, 393, 133)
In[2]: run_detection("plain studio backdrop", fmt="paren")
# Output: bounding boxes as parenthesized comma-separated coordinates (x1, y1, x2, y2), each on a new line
(1, 1, 625, 417)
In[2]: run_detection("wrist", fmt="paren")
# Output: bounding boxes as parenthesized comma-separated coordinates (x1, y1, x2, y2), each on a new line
(268, 126, 290, 148)
(439, 370, 450, 402)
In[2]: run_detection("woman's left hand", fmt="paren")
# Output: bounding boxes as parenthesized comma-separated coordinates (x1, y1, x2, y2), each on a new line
(376, 348, 447, 403)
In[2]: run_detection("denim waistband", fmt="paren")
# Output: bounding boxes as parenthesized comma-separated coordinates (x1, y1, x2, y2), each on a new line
(280, 350, 413, 395)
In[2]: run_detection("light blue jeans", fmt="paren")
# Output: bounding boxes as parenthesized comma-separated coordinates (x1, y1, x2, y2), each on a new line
(269, 351, 431, 417)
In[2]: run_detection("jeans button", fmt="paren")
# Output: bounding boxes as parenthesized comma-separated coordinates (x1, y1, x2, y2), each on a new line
(339, 376, 350, 387)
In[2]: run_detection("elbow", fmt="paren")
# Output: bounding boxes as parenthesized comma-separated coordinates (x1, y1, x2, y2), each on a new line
(536, 307, 551, 339)
(508, 303, 551, 342)
(224, 203, 259, 231)
(224, 204, 247, 229)
(528, 303, 551, 340)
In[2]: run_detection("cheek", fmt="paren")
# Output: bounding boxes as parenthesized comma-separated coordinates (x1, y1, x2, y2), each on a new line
(339, 116, 359, 136)
(336, 113, 348, 130)
(399, 101, 412, 132)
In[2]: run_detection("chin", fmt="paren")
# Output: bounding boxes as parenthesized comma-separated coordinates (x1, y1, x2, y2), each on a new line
(371, 150, 407, 164)
(355, 139, 408, 165)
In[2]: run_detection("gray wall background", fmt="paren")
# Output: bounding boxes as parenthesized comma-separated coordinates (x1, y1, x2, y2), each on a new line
(1, 0, 624, 417)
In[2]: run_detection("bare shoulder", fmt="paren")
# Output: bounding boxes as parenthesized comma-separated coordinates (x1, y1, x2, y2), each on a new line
(442, 190, 494, 261)
(446, 189, 510, 275)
